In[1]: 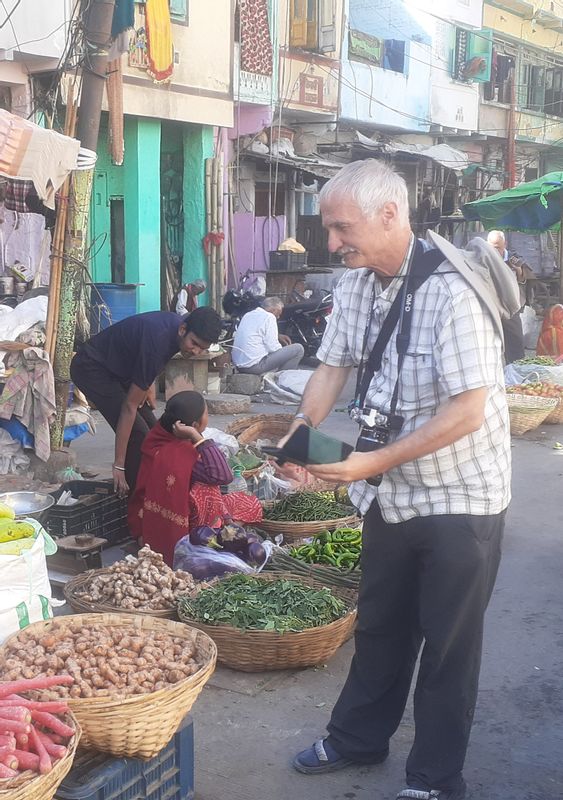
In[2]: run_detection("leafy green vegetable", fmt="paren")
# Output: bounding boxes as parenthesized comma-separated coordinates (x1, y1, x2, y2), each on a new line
(178, 573, 347, 632)
(264, 492, 353, 523)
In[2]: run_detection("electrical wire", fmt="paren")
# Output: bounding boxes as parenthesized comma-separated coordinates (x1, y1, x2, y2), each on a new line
(0, 0, 21, 30)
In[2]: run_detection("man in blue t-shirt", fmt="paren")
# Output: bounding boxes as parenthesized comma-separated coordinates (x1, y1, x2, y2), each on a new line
(70, 307, 222, 495)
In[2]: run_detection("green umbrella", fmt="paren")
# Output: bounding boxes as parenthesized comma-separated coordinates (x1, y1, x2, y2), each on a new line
(462, 172, 563, 234)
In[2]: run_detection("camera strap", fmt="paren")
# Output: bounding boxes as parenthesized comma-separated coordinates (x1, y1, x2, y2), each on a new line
(355, 240, 445, 412)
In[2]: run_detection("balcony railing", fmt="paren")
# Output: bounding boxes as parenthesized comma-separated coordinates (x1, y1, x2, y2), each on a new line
(234, 43, 275, 106)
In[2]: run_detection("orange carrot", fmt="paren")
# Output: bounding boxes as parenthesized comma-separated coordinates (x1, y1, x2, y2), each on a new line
(28, 727, 52, 774)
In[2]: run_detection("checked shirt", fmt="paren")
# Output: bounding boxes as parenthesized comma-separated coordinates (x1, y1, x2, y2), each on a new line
(317, 247, 511, 522)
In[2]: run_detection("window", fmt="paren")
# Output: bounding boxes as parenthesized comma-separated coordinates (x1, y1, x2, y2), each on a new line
(483, 50, 515, 103)
(169, 0, 188, 24)
(290, 0, 336, 54)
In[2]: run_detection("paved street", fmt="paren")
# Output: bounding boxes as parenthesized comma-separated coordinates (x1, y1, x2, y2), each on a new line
(69, 394, 563, 800)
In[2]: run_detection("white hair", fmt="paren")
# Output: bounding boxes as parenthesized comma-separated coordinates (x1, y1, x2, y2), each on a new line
(262, 296, 284, 312)
(320, 159, 410, 225)
(487, 230, 506, 245)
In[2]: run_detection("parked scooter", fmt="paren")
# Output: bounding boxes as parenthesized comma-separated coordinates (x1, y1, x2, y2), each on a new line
(278, 289, 333, 361)
(220, 271, 264, 346)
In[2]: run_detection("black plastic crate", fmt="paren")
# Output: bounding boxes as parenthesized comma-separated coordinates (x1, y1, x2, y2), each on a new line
(55, 716, 194, 800)
(45, 480, 129, 545)
(269, 250, 307, 270)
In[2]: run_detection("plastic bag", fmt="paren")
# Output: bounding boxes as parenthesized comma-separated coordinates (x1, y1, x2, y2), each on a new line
(0, 520, 61, 645)
(506, 362, 563, 386)
(173, 536, 272, 580)
(254, 463, 293, 501)
(202, 427, 239, 457)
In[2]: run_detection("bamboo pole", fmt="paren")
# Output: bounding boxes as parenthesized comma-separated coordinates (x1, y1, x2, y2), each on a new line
(216, 158, 225, 311)
(211, 157, 219, 311)
(205, 158, 214, 311)
(50, 0, 115, 450)
(45, 90, 77, 361)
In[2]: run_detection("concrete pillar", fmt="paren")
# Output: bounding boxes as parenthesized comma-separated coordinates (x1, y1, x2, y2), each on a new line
(183, 125, 214, 304)
(124, 117, 161, 312)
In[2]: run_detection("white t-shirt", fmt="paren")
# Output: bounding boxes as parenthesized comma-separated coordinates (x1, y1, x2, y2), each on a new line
(232, 307, 281, 367)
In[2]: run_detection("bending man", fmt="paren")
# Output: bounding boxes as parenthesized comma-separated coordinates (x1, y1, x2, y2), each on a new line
(70, 307, 222, 495)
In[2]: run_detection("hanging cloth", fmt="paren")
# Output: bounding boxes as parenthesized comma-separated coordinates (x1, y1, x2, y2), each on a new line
(111, 0, 135, 38)
(128, 422, 198, 566)
(145, 0, 174, 84)
(240, 0, 273, 77)
(0, 110, 79, 209)
(106, 58, 124, 166)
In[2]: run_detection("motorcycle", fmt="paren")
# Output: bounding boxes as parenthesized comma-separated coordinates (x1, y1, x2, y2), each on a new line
(220, 271, 264, 346)
(278, 289, 333, 361)
(220, 273, 332, 363)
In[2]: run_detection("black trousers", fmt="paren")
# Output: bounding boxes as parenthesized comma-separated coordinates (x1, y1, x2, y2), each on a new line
(70, 350, 157, 491)
(327, 501, 504, 792)
(502, 313, 525, 364)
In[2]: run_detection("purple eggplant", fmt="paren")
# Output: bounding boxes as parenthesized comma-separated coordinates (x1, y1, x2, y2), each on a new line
(247, 541, 267, 566)
(217, 523, 250, 557)
(182, 557, 243, 581)
(189, 526, 221, 549)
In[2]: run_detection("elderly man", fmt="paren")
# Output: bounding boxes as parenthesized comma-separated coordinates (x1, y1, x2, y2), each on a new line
(286, 160, 510, 800)
(232, 296, 304, 374)
(487, 230, 531, 363)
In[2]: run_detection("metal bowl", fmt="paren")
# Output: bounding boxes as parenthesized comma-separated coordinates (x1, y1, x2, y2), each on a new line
(0, 491, 55, 522)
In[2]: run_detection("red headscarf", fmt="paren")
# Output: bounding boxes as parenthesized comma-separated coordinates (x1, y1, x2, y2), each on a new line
(537, 304, 563, 358)
(128, 423, 198, 566)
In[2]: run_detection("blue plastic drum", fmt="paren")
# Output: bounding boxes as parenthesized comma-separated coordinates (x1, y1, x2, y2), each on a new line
(90, 283, 137, 334)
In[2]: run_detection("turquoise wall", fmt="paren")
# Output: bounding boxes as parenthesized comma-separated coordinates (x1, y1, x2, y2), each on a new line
(183, 127, 214, 304)
(124, 118, 162, 312)
(90, 116, 125, 283)
(90, 117, 213, 312)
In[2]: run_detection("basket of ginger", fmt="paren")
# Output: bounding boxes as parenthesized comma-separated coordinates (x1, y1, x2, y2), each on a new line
(0, 613, 216, 759)
(0, 675, 81, 800)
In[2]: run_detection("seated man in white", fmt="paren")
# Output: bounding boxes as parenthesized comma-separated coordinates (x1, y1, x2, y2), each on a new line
(232, 297, 304, 375)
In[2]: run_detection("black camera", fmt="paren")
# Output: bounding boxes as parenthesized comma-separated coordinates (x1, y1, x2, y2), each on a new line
(350, 407, 404, 486)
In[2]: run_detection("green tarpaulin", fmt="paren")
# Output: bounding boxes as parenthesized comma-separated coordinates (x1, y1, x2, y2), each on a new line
(462, 172, 563, 233)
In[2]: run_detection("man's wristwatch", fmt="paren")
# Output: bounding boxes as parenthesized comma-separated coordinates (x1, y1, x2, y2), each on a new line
(294, 412, 313, 427)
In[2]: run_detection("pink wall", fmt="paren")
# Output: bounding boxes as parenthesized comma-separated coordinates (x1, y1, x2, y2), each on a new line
(231, 212, 286, 283)
(228, 104, 273, 140)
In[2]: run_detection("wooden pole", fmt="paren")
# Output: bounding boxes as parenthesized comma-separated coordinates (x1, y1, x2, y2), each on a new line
(205, 158, 214, 312)
(50, 0, 115, 450)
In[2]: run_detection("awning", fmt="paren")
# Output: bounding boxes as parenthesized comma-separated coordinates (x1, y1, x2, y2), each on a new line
(241, 149, 343, 180)
(353, 132, 470, 173)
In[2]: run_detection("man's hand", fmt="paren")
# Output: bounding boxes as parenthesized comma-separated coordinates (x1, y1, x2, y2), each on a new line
(173, 421, 204, 443)
(144, 383, 157, 410)
(112, 466, 130, 497)
(307, 451, 384, 483)
(278, 334, 292, 346)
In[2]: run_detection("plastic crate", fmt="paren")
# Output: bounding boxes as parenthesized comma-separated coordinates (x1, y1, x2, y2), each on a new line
(269, 250, 307, 270)
(45, 480, 129, 545)
(55, 716, 194, 800)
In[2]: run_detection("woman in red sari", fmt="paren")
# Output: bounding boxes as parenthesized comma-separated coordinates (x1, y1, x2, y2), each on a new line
(536, 304, 563, 359)
(128, 391, 262, 565)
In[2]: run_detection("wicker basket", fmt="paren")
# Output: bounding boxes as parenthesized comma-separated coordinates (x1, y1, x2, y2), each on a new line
(63, 568, 177, 618)
(226, 413, 294, 446)
(544, 398, 563, 424)
(0, 712, 81, 800)
(177, 572, 356, 671)
(264, 545, 361, 592)
(0, 613, 216, 759)
(506, 393, 559, 435)
(256, 511, 361, 543)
